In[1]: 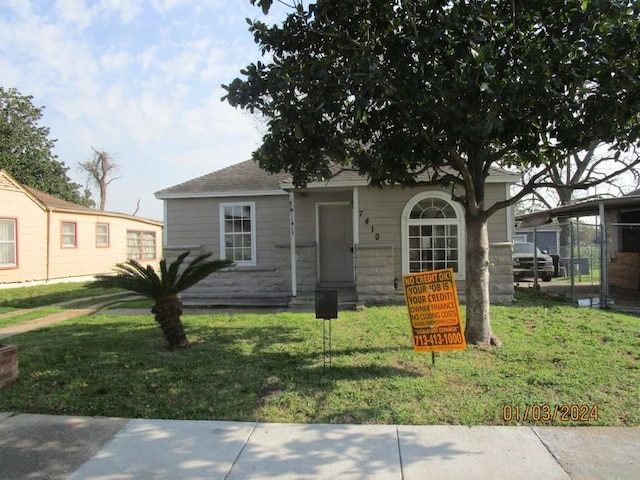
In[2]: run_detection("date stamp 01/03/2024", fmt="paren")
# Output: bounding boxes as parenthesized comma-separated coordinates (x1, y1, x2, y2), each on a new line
(502, 404, 599, 423)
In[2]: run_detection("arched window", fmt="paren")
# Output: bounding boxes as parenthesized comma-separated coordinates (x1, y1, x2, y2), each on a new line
(401, 192, 465, 279)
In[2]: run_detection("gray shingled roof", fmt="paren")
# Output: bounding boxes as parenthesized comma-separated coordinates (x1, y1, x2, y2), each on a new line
(156, 159, 519, 198)
(155, 160, 291, 197)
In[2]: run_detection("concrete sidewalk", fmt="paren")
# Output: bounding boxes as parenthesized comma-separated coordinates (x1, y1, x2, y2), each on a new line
(1, 413, 638, 479)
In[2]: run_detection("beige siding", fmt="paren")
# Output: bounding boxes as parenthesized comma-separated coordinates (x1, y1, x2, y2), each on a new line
(162, 182, 514, 305)
(46, 212, 163, 279)
(165, 195, 293, 300)
(356, 183, 513, 304)
(484, 183, 510, 241)
(164, 198, 218, 248)
(291, 190, 352, 290)
(293, 190, 352, 244)
(1, 177, 162, 285)
(0, 185, 48, 283)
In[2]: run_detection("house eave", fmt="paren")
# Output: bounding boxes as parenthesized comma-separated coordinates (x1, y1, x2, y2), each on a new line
(155, 189, 288, 200)
(517, 195, 640, 226)
(45, 206, 163, 226)
(279, 173, 519, 190)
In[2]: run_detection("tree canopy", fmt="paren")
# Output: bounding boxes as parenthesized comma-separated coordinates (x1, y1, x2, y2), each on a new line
(224, 0, 640, 345)
(0, 87, 91, 206)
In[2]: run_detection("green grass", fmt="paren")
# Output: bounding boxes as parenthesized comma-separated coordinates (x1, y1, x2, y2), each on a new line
(0, 282, 127, 328)
(0, 282, 123, 309)
(1, 293, 638, 426)
(106, 298, 153, 309)
(0, 307, 66, 328)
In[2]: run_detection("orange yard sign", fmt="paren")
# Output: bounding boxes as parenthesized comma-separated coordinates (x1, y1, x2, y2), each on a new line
(403, 268, 466, 352)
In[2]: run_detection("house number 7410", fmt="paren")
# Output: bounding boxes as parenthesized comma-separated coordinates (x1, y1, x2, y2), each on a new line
(360, 210, 380, 240)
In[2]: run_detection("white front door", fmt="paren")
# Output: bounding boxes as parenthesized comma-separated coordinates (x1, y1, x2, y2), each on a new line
(318, 204, 354, 284)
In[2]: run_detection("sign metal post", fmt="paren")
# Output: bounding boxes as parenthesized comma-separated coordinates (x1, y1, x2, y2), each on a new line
(315, 289, 338, 378)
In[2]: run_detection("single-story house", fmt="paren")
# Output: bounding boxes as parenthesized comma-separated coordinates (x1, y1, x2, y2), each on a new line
(155, 160, 519, 307)
(0, 169, 163, 285)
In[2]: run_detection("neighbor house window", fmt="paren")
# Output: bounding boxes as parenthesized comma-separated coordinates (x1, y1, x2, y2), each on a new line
(220, 202, 256, 266)
(96, 223, 110, 247)
(61, 221, 77, 248)
(127, 230, 156, 260)
(0, 218, 17, 267)
(401, 192, 465, 279)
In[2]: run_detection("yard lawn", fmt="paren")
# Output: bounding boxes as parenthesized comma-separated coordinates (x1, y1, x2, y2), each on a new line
(0, 283, 127, 328)
(0, 294, 638, 426)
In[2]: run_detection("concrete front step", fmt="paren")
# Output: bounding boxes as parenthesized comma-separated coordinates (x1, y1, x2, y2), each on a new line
(182, 297, 291, 308)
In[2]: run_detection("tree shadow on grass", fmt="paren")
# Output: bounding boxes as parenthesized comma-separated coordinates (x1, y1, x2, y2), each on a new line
(1, 318, 423, 423)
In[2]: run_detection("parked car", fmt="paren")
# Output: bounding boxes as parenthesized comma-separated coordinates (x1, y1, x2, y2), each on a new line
(513, 242, 554, 282)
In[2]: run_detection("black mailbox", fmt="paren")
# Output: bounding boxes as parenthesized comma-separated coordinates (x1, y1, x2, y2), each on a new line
(315, 289, 338, 319)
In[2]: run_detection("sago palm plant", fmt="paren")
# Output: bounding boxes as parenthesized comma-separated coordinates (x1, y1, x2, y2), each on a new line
(90, 251, 232, 350)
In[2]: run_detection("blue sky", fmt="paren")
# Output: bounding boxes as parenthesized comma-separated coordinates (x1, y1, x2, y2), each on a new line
(0, 0, 288, 220)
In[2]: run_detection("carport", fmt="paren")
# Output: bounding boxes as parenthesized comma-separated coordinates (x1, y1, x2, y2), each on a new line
(517, 191, 640, 313)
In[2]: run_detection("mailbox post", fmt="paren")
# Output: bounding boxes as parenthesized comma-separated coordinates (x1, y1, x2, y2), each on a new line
(315, 289, 338, 374)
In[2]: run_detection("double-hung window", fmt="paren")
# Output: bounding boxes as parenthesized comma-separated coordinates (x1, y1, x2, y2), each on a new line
(220, 202, 256, 266)
(127, 231, 156, 260)
(96, 223, 110, 247)
(61, 222, 77, 248)
(0, 218, 17, 267)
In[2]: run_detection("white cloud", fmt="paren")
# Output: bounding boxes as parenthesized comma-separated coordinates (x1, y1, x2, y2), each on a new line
(159, 49, 202, 81)
(149, 0, 188, 13)
(200, 47, 227, 81)
(139, 47, 158, 71)
(3, 0, 35, 19)
(173, 83, 191, 98)
(99, 0, 141, 23)
(0, 0, 278, 219)
(103, 82, 126, 110)
(0, 7, 99, 107)
(100, 48, 133, 70)
(55, 0, 94, 29)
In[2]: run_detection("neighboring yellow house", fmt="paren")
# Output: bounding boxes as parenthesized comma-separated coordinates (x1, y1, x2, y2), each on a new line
(0, 169, 163, 285)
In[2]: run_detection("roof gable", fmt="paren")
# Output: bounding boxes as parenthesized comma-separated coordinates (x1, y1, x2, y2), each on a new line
(1, 168, 93, 212)
(155, 160, 290, 198)
(0, 169, 162, 226)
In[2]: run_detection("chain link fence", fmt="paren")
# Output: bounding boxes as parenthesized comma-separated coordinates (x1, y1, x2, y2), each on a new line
(557, 219, 601, 283)
(552, 219, 640, 310)
(517, 215, 640, 312)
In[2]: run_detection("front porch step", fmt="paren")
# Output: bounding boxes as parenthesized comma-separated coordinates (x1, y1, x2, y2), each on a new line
(183, 296, 290, 308)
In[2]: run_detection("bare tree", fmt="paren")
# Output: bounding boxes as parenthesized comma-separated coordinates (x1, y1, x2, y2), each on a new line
(517, 143, 640, 211)
(515, 143, 640, 249)
(78, 147, 121, 211)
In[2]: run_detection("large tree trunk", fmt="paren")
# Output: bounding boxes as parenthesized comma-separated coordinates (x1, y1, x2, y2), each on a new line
(151, 295, 189, 350)
(464, 214, 499, 346)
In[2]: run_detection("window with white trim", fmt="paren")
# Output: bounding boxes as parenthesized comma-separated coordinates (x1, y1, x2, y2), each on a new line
(403, 192, 464, 276)
(96, 223, 109, 247)
(127, 230, 156, 260)
(61, 222, 77, 248)
(220, 202, 256, 266)
(0, 218, 17, 267)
